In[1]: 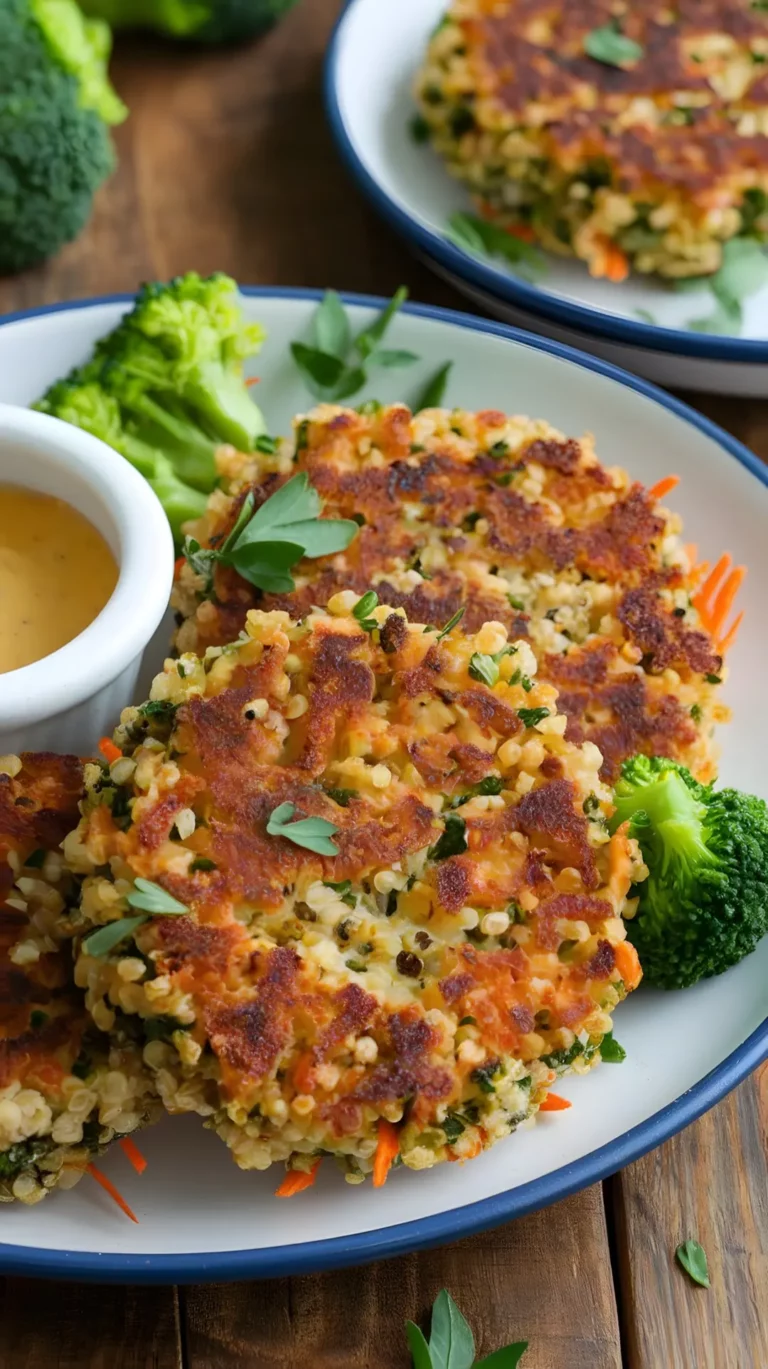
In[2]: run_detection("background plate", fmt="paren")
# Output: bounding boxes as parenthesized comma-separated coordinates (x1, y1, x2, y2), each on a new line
(0, 290, 765, 1282)
(326, 0, 768, 393)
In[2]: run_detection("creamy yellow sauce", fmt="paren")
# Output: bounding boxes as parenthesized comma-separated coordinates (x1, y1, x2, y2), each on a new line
(0, 484, 118, 675)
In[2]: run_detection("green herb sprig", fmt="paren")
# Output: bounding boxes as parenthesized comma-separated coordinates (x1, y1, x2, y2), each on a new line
(447, 213, 546, 281)
(353, 590, 379, 633)
(584, 23, 644, 66)
(676, 1239, 710, 1288)
(266, 802, 340, 856)
(599, 1031, 626, 1063)
(183, 472, 358, 595)
(406, 1290, 528, 1368)
(291, 288, 419, 402)
(683, 237, 768, 335)
(517, 706, 550, 729)
(468, 644, 517, 688)
(83, 879, 189, 957)
(428, 813, 468, 862)
(415, 361, 453, 411)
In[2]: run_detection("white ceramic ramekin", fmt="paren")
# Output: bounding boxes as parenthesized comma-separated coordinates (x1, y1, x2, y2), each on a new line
(0, 404, 174, 757)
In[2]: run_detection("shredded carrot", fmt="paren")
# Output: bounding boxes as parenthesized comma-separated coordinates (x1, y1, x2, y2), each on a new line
(245, 375, 260, 387)
(372, 1119, 401, 1188)
(614, 939, 642, 991)
(98, 737, 122, 765)
(86, 1163, 138, 1223)
(539, 1093, 572, 1112)
(593, 240, 629, 282)
(173, 555, 185, 581)
(506, 222, 536, 243)
(693, 553, 732, 620)
(275, 1160, 320, 1198)
(608, 825, 632, 905)
(648, 474, 680, 502)
(709, 566, 746, 639)
(718, 610, 744, 656)
(119, 1137, 147, 1176)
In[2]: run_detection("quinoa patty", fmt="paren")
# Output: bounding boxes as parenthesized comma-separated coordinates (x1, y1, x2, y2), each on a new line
(173, 403, 732, 783)
(415, 0, 768, 279)
(0, 753, 159, 1205)
(63, 605, 644, 1185)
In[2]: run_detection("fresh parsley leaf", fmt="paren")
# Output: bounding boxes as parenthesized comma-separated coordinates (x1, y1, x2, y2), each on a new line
(409, 113, 431, 144)
(446, 213, 546, 281)
(450, 775, 504, 808)
(127, 879, 189, 915)
(599, 1031, 627, 1063)
(266, 802, 339, 856)
(584, 23, 644, 66)
(368, 348, 420, 368)
(517, 706, 550, 728)
(469, 652, 500, 687)
(406, 1322, 434, 1369)
(138, 699, 178, 722)
(441, 1112, 467, 1142)
(312, 289, 352, 358)
(353, 590, 379, 632)
(476, 1346, 529, 1368)
(83, 915, 151, 958)
(355, 287, 409, 360)
(676, 1239, 710, 1288)
(429, 1290, 475, 1369)
(686, 237, 768, 334)
(414, 361, 453, 411)
(254, 434, 280, 455)
(429, 813, 468, 861)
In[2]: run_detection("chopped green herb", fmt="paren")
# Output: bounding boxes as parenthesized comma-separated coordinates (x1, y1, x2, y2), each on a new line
(468, 652, 500, 687)
(325, 788, 358, 808)
(23, 849, 45, 869)
(599, 1031, 627, 1063)
(345, 958, 368, 973)
(267, 802, 339, 856)
(428, 813, 468, 861)
(325, 879, 356, 909)
(254, 434, 280, 454)
(414, 360, 452, 411)
(138, 699, 178, 722)
(705, 673, 722, 685)
(508, 594, 525, 611)
(517, 706, 550, 728)
(676, 1239, 710, 1288)
(448, 105, 475, 138)
(71, 1051, 93, 1081)
(447, 212, 546, 281)
(353, 590, 379, 633)
(471, 1061, 500, 1094)
(506, 901, 525, 923)
(409, 112, 431, 144)
(690, 703, 702, 723)
(441, 1113, 466, 1143)
(127, 880, 188, 915)
(143, 1015, 189, 1043)
(190, 857, 217, 873)
(450, 776, 504, 808)
(584, 23, 644, 66)
(29, 1010, 48, 1030)
(459, 1016, 477, 1027)
(357, 398, 382, 416)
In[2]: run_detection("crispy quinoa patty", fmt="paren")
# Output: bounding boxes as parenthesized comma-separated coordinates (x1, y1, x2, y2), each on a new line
(0, 754, 160, 1205)
(173, 403, 730, 783)
(63, 605, 643, 1184)
(415, 0, 768, 278)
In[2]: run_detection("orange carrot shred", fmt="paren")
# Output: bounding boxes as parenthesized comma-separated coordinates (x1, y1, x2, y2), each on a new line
(718, 610, 744, 656)
(709, 566, 746, 638)
(275, 1160, 320, 1198)
(614, 939, 642, 991)
(87, 1163, 138, 1223)
(173, 555, 185, 581)
(539, 1093, 572, 1112)
(373, 1120, 401, 1188)
(119, 1137, 147, 1176)
(98, 737, 122, 765)
(506, 223, 536, 243)
(693, 553, 732, 621)
(648, 474, 680, 501)
(245, 375, 260, 387)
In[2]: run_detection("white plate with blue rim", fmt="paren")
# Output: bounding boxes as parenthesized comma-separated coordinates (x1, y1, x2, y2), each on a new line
(325, 0, 768, 397)
(0, 287, 765, 1283)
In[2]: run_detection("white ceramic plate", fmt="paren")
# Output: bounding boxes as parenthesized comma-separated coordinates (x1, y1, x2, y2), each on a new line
(326, 0, 768, 395)
(0, 290, 765, 1283)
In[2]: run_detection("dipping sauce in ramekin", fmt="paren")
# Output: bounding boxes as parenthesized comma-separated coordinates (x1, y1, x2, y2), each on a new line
(0, 485, 118, 675)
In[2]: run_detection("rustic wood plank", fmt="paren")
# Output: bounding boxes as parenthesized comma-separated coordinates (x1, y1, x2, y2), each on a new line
(0, 1278, 182, 1369)
(612, 1067, 768, 1369)
(183, 1186, 621, 1369)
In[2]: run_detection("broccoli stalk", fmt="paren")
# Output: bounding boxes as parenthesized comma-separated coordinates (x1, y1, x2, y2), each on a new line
(0, 0, 126, 274)
(34, 272, 266, 543)
(611, 755, 768, 989)
(78, 0, 298, 44)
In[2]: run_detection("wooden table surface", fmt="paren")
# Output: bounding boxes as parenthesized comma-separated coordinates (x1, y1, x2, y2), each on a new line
(0, 3, 766, 1366)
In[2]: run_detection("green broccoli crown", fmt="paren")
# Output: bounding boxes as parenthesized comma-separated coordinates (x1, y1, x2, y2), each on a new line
(0, 0, 119, 273)
(34, 272, 264, 542)
(612, 754, 768, 989)
(79, 0, 297, 44)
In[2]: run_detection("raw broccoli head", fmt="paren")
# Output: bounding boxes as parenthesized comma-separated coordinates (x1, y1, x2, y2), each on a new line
(0, 0, 125, 274)
(34, 272, 264, 543)
(78, 0, 298, 44)
(612, 754, 768, 989)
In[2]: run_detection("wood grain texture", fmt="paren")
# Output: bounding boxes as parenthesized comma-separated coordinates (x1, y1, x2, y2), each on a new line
(183, 1187, 621, 1369)
(0, 1278, 181, 1369)
(613, 1067, 768, 1369)
(0, 1, 764, 1366)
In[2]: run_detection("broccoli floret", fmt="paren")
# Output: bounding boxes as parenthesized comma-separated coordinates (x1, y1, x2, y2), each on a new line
(34, 272, 265, 542)
(79, 0, 297, 44)
(611, 754, 768, 989)
(0, 0, 125, 274)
